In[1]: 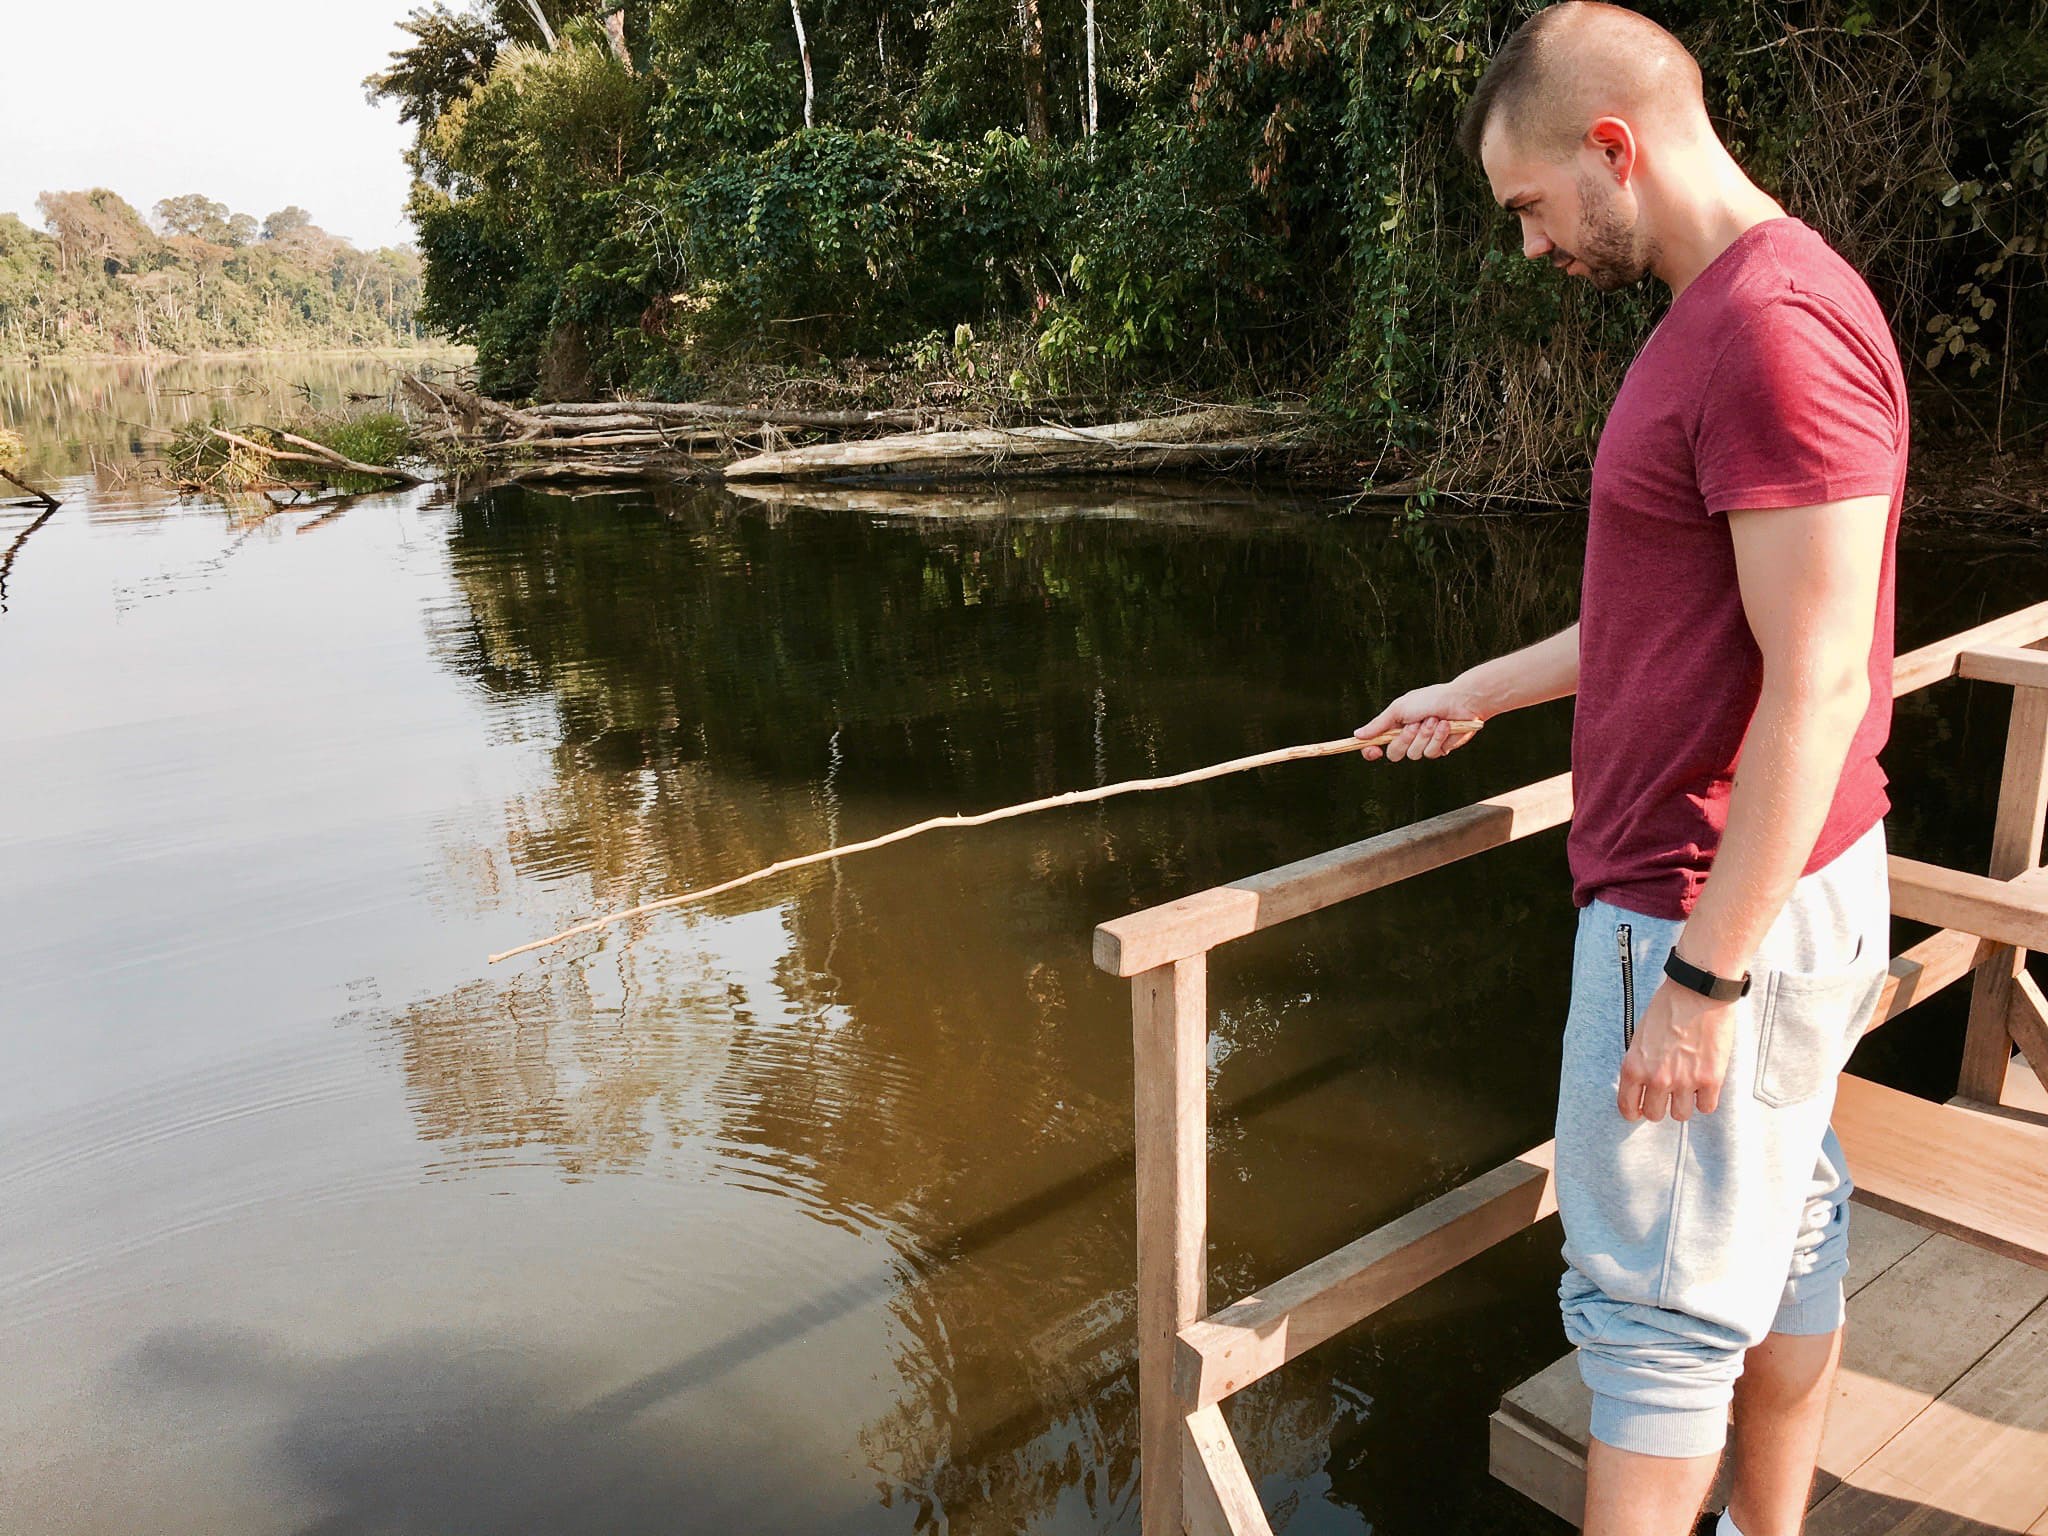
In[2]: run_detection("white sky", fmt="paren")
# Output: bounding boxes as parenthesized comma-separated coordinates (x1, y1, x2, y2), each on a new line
(3, 0, 423, 250)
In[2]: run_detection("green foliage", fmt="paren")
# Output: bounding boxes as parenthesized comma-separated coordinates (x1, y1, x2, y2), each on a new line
(162, 409, 419, 494)
(373, 0, 2047, 471)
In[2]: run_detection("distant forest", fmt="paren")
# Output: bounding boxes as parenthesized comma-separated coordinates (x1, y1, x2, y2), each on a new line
(0, 190, 430, 358)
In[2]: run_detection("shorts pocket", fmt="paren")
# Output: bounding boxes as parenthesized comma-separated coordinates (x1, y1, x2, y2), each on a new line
(1752, 941, 1890, 1109)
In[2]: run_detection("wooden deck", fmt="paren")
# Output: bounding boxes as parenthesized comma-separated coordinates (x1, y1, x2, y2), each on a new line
(1096, 601, 2048, 1536)
(1492, 1104, 2048, 1534)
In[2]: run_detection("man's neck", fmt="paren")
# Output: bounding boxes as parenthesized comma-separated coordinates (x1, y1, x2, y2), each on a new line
(1646, 157, 1788, 297)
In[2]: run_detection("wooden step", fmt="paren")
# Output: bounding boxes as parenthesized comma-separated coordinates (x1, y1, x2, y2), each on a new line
(1834, 1073, 2048, 1268)
(1491, 1207, 2048, 1528)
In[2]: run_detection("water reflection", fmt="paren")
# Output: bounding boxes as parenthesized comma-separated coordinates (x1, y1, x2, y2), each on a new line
(364, 484, 1598, 1526)
(0, 352, 465, 486)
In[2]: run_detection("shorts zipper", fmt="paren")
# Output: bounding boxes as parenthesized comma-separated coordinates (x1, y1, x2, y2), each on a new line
(1617, 923, 1636, 1050)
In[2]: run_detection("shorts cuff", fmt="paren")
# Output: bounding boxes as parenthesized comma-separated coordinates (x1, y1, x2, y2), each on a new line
(1770, 1276, 1845, 1336)
(1588, 1392, 1730, 1459)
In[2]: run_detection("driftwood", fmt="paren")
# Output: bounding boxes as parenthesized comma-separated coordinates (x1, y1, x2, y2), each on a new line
(722, 407, 1304, 481)
(207, 427, 422, 486)
(398, 373, 1310, 489)
(487, 719, 1484, 964)
(527, 399, 926, 430)
(1, 468, 61, 511)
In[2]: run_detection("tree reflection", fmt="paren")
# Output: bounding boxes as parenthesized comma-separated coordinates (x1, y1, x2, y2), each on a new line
(383, 483, 1586, 1527)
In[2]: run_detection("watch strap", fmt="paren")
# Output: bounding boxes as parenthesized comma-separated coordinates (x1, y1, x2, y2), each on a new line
(1664, 947, 1752, 1002)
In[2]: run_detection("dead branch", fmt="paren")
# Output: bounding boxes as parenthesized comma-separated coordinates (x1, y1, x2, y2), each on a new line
(0, 468, 60, 510)
(206, 428, 420, 486)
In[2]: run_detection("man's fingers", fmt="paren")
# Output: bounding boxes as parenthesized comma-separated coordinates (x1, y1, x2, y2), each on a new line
(1617, 1053, 1645, 1119)
(1695, 1082, 1722, 1116)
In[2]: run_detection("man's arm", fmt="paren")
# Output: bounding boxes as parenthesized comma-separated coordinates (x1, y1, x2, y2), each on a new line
(1617, 493, 1888, 1122)
(1354, 622, 1580, 761)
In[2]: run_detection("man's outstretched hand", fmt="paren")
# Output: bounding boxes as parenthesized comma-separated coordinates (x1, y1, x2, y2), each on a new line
(1354, 684, 1488, 761)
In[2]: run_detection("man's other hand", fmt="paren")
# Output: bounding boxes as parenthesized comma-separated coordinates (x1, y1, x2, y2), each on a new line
(1354, 684, 1488, 761)
(1618, 981, 1738, 1121)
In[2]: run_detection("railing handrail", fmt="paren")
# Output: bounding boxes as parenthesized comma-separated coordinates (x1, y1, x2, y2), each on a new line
(1094, 598, 2048, 980)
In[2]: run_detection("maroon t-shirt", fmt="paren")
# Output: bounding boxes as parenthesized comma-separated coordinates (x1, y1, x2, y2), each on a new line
(1569, 217, 1906, 918)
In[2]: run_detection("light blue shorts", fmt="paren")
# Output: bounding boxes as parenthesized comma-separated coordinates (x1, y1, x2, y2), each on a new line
(1555, 822, 1892, 1459)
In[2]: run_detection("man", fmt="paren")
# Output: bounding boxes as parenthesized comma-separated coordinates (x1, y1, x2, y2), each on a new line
(1353, 6, 1906, 1534)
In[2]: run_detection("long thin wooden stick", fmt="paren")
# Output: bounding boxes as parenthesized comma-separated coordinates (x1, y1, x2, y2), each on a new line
(487, 720, 1484, 964)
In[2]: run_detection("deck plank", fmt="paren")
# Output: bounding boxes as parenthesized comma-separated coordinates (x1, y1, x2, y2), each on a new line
(1817, 1236, 2048, 1502)
(1806, 1297, 2048, 1535)
(1834, 1073, 2048, 1268)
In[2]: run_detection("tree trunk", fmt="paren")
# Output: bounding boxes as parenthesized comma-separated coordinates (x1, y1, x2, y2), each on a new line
(519, 0, 559, 50)
(1017, 0, 1051, 143)
(1084, 0, 1098, 137)
(602, 8, 631, 68)
(791, 0, 815, 128)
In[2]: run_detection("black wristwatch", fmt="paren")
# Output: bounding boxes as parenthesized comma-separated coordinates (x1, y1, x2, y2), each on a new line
(1664, 947, 1752, 1002)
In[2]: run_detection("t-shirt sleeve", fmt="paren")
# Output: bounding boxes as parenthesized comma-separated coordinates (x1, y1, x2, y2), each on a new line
(1695, 294, 1902, 515)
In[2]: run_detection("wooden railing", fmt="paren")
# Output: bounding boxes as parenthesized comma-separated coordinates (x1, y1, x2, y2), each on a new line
(1094, 599, 2048, 1536)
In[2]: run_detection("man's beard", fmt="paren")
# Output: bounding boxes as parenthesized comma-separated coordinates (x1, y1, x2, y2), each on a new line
(1556, 172, 1656, 292)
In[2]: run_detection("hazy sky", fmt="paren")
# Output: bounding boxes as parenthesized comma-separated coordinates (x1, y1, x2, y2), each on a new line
(3, 0, 423, 250)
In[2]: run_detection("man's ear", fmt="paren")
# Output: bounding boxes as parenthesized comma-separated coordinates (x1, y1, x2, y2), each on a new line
(1584, 115, 1638, 187)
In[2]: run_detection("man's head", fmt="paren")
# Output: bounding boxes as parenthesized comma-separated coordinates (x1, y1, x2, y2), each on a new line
(1458, 3, 1713, 291)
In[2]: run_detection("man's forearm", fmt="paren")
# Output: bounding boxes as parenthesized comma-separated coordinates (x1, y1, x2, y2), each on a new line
(1675, 672, 1870, 977)
(1455, 623, 1580, 716)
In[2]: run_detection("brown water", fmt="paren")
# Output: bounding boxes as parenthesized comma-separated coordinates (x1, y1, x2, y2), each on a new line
(2, 356, 2040, 1535)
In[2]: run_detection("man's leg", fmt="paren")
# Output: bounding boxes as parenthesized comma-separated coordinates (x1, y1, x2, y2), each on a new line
(1585, 1439, 1721, 1536)
(1724, 1326, 1844, 1535)
(1555, 879, 1882, 1536)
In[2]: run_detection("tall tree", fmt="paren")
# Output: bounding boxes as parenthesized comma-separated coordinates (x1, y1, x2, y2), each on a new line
(1017, 0, 1050, 142)
(262, 206, 313, 242)
(791, 0, 815, 128)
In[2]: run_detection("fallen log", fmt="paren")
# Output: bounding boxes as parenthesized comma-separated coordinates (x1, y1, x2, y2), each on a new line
(208, 427, 422, 486)
(722, 407, 1302, 481)
(400, 374, 549, 436)
(528, 399, 926, 430)
(510, 429, 726, 451)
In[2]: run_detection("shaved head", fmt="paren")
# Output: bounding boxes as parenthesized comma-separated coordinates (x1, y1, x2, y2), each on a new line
(1457, 3, 1707, 163)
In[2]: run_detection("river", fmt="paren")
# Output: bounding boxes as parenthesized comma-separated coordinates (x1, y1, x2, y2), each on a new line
(2, 355, 2041, 1535)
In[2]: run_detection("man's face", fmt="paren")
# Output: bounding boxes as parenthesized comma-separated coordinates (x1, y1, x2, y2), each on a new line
(1480, 126, 1654, 292)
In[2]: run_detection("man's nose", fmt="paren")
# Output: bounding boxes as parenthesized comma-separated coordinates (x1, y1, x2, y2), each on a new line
(1522, 226, 1553, 261)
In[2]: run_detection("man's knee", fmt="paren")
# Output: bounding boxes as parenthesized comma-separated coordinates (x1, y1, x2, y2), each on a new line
(1563, 1271, 1749, 1458)
(1734, 1327, 1842, 1413)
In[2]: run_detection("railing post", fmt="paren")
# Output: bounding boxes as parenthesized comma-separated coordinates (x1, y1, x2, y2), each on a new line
(1959, 671, 2048, 1102)
(1132, 954, 1207, 1536)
